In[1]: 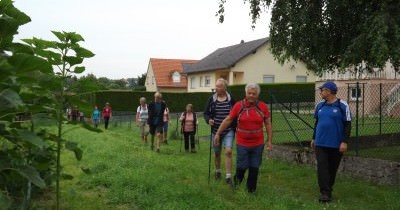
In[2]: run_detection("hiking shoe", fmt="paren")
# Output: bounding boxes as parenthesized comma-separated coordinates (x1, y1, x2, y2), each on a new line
(156, 148, 160, 153)
(226, 177, 232, 185)
(319, 193, 332, 203)
(215, 171, 221, 180)
(190, 150, 197, 153)
(163, 140, 168, 145)
(150, 145, 154, 150)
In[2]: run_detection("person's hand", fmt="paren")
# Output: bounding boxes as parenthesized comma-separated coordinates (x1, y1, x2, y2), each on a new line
(266, 141, 272, 151)
(209, 119, 214, 126)
(339, 142, 348, 153)
(310, 139, 315, 150)
(213, 134, 220, 146)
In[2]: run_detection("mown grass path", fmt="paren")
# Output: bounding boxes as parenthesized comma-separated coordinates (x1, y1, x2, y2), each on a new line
(56, 124, 399, 210)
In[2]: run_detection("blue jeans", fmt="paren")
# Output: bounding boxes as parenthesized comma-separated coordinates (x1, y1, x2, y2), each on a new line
(236, 144, 264, 169)
(211, 130, 235, 153)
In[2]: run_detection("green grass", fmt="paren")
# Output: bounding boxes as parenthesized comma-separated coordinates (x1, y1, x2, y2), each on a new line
(35, 122, 400, 209)
(351, 146, 400, 161)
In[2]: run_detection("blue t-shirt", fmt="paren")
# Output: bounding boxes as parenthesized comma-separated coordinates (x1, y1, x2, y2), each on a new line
(93, 110, 100, 120)
(314, 99, 351, 148)
(153, 102, 161, 125)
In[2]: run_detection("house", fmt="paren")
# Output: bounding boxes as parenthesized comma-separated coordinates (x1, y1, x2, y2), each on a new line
(316, 62, 400, 117)
(183, 37, 316, 92)
(145, 58, 198, 93)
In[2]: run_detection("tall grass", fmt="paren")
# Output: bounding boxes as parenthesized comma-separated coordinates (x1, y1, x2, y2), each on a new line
(42, 123, 400, 210)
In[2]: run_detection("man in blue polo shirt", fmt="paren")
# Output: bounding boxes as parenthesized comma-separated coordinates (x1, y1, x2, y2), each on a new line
(311, 81, 352, 203)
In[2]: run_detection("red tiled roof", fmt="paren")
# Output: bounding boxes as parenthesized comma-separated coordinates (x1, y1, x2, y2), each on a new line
(150, 58, 198, 87)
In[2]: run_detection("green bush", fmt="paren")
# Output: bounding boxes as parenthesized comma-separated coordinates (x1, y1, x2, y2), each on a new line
(227, 82, 315, 103)
(83, 83, 315, 112)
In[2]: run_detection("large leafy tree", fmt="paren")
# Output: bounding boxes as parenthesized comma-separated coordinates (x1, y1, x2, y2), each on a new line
(217, 0, 400, 75)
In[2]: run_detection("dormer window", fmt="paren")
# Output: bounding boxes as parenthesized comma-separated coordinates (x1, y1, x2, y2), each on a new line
(172, 71, 181, 83)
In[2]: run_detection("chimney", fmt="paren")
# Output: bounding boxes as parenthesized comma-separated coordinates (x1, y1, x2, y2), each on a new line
(240, 40, 245, 44)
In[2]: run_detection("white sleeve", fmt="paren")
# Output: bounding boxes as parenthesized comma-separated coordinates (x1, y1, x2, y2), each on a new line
(137, 106, 140, 113)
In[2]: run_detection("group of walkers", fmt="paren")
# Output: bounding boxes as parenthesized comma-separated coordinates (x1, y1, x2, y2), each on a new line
(108, 78, 352, 203)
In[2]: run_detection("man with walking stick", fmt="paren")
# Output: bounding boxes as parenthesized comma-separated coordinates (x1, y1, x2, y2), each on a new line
(204, 78, 236, 184)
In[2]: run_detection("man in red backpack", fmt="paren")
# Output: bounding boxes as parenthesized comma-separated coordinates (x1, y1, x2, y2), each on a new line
(102, 102, 112, 129)
(214, 83, 272, 193)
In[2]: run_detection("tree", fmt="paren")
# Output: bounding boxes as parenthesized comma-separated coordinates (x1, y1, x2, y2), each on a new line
(217, 0, 400, 75)
(137, 73, 146, 86)
(23, 31, 95, 210)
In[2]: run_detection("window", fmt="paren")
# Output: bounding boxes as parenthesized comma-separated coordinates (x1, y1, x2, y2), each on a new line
(190, 77, 196, 89)
(296, 76, 307, 83)
(263, 75, 275, 83)
(199, 76, 203, 87)
(205, 76, 211, 87)
(172, 71, 181, 83)
(351, 87, 362, 101)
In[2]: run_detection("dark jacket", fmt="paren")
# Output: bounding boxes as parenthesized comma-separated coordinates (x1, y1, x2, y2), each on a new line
(203, 92, 236, 130)
(147, 100, 166, 126)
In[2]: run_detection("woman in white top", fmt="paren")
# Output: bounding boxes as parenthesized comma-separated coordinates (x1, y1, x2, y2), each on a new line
(136, 97, 149, 143)
(162, 104, 170, 144)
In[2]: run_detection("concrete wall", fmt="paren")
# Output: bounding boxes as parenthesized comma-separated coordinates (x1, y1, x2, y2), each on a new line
(269, 145, 400, 186)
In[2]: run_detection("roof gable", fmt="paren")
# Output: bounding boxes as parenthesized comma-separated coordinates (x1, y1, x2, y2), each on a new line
(184, 37, 268, 73)
(150, 58, 198, 87)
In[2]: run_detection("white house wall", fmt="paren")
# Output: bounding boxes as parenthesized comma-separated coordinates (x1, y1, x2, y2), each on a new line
(145, 62, 157, 92)
(231, 43, 316, 83)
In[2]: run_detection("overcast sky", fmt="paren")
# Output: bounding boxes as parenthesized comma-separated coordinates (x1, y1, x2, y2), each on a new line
(14, 0, 271, 79)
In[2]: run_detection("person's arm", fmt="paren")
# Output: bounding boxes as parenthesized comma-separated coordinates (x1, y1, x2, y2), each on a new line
(203, 98, 213, 125)
(265, 118, 272, 150)
(214, 116, 233, 145)
(310, 119, 319, 149)
(136, 107, 140, 125)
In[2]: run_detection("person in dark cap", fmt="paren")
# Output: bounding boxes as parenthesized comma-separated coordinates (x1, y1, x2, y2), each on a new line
(311, 81, 352, 203)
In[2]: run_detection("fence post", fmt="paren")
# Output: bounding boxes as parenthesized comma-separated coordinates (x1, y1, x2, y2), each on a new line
(355, 82, 360, 156)
(379, 83, 382, 135)
(362, 83, 365, 126)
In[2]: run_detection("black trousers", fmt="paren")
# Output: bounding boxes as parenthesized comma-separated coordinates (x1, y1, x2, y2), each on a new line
(183, 132, 195, 151)
(104, 117, 110, 129)
(235, 167, 259, 193)
(315, 146, 343, 196)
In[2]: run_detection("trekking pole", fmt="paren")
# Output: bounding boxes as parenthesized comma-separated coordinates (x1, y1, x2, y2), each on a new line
(208, 129, 212, 184)
(196, 125, 200, 150)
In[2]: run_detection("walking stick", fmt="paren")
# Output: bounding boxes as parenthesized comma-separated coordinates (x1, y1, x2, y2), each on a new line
(208, 129, 212, 184)
(196, 125, 200, 150)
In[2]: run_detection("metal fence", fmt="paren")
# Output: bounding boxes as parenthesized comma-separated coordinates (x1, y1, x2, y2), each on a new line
(109, 82, 400, 162)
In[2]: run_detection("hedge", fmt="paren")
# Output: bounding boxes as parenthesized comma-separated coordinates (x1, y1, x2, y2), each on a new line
(227, 82, 315, 104)
(82, 83, 315, 112)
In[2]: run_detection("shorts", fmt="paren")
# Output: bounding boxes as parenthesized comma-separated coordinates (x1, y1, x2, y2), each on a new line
(236, 144, 264, 169)
(139, 121, 149, 137)
(149, 124, 164, 135)
(211, 130, 235, 153)
(162, 121, 168, 133)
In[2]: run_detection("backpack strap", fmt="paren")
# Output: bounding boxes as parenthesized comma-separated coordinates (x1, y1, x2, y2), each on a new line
(237, 100, 265, 124)
(316, 99, 345, 120)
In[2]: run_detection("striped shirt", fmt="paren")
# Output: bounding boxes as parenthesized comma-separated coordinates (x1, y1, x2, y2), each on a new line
(212, 99, 232, 136)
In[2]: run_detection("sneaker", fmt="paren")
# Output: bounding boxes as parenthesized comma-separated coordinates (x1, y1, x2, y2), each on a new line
(215, 171, 221, 180)
(319, 193, 332, 203)
(226, 177, 232, 184)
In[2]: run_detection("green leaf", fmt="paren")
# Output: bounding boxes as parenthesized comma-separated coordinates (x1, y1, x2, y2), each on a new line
(74, 47, 95, 58)
(0, 191, 11, 210)
(65, 141, 83, 161)
(61, 173, 74, 180)
(51, 31, 66, 42)
(73, 66, 85, 74)
(64, 56, 83, 66)
(9, 53, 52, 73)
(15, 165, 46, 188)
(0, 89, 23, 113)
(66, 32, 84, 43)
(17, 130, 45, 148)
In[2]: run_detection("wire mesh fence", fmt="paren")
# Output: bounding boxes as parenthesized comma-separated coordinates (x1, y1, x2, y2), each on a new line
(108, 82, 400, 162)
